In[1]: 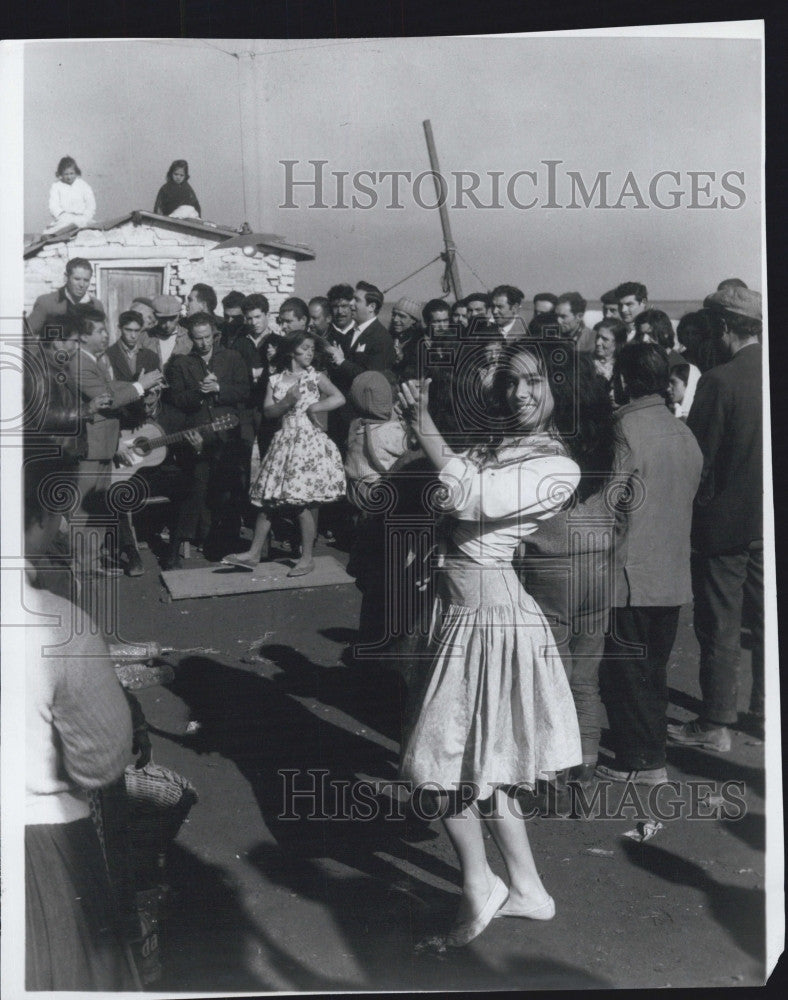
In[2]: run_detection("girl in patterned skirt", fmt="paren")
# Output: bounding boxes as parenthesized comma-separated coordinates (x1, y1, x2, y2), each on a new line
(224, 332, 346, 577)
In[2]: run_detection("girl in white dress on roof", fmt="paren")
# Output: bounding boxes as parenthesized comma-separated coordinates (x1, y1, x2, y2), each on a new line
(44, 156, 96, 235)
(396, 337, 615, 950)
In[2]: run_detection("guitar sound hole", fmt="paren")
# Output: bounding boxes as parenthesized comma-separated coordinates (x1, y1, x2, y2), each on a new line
(134, 438, 151, 456)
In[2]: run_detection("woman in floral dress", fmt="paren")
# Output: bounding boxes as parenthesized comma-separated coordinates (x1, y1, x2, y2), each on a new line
(224, 332, 346, 576)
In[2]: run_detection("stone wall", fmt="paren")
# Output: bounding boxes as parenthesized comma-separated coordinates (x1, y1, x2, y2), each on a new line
(24, 220, 299, 319)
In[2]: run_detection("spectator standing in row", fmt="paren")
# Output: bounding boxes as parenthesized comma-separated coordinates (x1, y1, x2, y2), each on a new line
(139, 295, 192, 366)
(490, 284, 526, 340)
(669, 287, 765, 749)
(615, 282, 649, 338)
(220, 290, 246, 347)
(27, 257, 103, 342)
(555, 292, 596, 352)
(533, 292, 557, 315)
(597, 343, 703, 784)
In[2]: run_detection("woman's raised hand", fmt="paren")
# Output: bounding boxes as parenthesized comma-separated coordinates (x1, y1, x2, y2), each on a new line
(284, 383, 302, 407)
(397, 378, 431, 421)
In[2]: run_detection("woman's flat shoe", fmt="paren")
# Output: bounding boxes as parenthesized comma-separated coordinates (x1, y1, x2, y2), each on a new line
(221, 554, 257, 570)
(494, 894, 555, 921)
(287, 561, 315, 578)
(444, 875, 509, 947)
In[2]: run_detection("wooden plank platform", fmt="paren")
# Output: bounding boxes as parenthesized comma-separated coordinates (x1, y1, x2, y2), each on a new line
(160, 555, 355, 600)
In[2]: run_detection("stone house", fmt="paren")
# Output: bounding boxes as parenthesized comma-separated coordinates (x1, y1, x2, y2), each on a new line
(23, 211, 315, 339)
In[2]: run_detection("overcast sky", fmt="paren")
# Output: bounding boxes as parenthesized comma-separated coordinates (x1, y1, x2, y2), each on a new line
(23, 33, 762, 303)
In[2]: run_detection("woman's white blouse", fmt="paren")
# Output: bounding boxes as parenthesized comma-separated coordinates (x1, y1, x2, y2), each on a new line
(437, 451, 580, 564)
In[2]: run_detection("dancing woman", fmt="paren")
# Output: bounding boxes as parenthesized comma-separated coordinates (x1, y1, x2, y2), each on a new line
(397, 338, 612, 949)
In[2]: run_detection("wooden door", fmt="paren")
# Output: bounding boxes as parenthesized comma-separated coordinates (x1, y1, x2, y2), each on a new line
(103, 268, 164, 342)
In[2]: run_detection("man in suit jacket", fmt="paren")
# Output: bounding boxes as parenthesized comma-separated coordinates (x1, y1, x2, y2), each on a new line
(668, 287, 764, 750)
(163, 312, 250, 564)
(26, 257, 105, 341)
(68, 309, 165, 573)
(324, 281, 396, 392)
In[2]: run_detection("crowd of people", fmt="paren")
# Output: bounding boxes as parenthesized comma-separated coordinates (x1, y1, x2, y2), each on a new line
(22, 257, 765, 980)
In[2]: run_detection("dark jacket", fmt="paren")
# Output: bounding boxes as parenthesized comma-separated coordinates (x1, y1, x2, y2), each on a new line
(26, 287, 104, 341)
(164, 344, 249, 434)
(330, 318, 397, 393)
(105, 342, 161, 383)
(687, 342, 762, 554)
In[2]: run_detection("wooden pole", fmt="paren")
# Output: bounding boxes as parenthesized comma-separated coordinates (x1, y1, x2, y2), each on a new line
(422, 119, 463, 301)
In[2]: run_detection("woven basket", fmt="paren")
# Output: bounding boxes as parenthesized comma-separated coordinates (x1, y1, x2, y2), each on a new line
(124, 764, 198, 878)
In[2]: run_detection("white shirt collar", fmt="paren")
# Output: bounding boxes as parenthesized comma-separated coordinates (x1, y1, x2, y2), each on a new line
(350, 317, 375, 345)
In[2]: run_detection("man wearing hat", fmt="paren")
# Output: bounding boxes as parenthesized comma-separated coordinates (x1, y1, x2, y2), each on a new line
(138, 294, 192, 367)
(389, 296, 423, 378)
(669, 286, 764, 750)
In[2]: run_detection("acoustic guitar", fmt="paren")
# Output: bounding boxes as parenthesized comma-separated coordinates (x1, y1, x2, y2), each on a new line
(111, 413, 239, 483)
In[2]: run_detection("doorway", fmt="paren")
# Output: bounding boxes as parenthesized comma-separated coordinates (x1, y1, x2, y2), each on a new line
(98, 266, 166, 341)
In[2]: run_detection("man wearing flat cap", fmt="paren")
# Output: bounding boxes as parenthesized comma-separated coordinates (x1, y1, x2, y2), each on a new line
(669, 286, 765, 751)
(138, 294, 192, 368)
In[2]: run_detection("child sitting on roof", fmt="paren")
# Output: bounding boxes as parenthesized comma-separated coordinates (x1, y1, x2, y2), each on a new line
(154, 160, 202, 218)
(43, 156, 96, 235)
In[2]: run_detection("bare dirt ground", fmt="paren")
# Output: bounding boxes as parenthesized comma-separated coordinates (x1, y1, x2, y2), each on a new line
(115, 536, 770, 992)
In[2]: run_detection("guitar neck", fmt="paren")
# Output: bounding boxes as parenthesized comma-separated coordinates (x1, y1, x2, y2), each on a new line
(144, 420, 229, 450)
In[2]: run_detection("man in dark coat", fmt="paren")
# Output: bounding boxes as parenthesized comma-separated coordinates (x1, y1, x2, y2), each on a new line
(163, 312, 249, 564)
(668, 287, 765, 749)
(26, 257, 104, 341)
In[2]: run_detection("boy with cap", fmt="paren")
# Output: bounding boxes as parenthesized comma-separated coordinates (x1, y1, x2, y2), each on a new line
(669, 286, 765, 749)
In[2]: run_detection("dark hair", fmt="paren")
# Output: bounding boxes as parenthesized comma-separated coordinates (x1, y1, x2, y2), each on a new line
(533, 292, 558, 308)
(119, 310, 144, 328)
(669, 361, 690, 385)
(130, 296, 154, 310)
(719, 310, 762, 342)
(614, 341, 670, 400)
(594, 318, 629, 350)
(41, 313, 83, 342)
(675, 309, 727, 373)
(261, 331, 285, 359)
(222, 290, 246, 310)
(186, 311, 216, 334)
(633, 309, 675, 350)
(488, 340, 616, 501)
(327, 283, 355, 304)
(491, 284, 524, 307)
(166, 159, 190, 182)
(614, 281, 648, 303)
(527, 312, 562, 339)
(556, 291, 587, 315)
(422, 298, 450, 325)
(717, 277, 748, 291)
(273, 331, 317, 372)
(308, 296, 330, 314)
(56, 156, 81, 178)
(80, 308, 106, 334)
(242, 293, 270, 315)
(65, 257, 92, 276)
(279, 297, 309, 322)
(464, 291, 491, 309)
(24, 448, 79, 532)
(190, 283, 217, 314)
(600, 289, 619, 306)
(355, 281, 383, 314)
